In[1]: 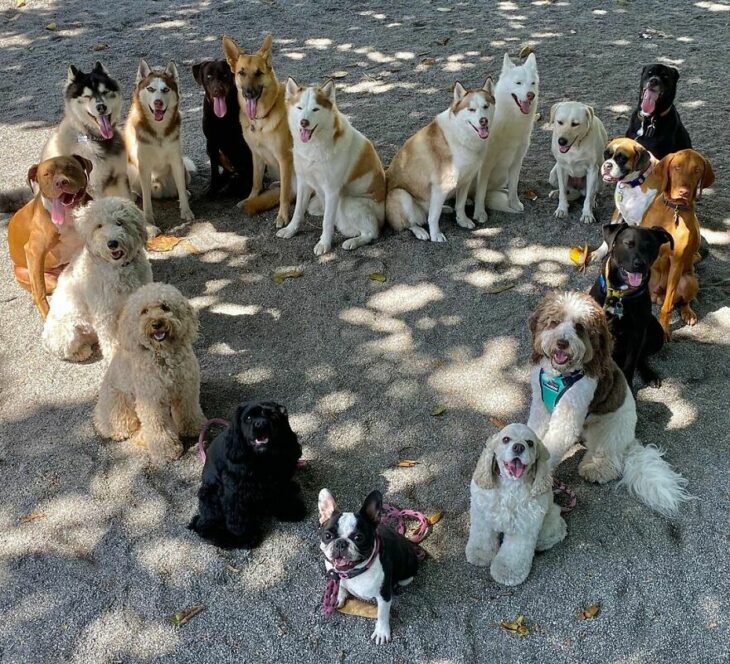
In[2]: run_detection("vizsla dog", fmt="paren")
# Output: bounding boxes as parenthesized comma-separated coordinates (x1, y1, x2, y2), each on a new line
(641, 149, 714, 339)
(7, 155, 92, 318)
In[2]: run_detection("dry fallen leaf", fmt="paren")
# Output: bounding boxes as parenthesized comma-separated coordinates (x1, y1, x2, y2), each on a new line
(330, 71, 348, 79)
(569, 243, 590, 267)
(368, 272, 387, 283)
(93, 43, 109, 52)
(577, 602, 601, 621)
(16, 0, 27, 8)
(20, 510, 46, 523)
(168, 604, 206, 627)
(427, 510, 444, 525)
(519, 45, 534, 59)
(421, 57, 436, 65)
(431, 405, 446, 417)
(46, 22, 57, 31)
(489, 416, 507, 429)
(337, 598, 378, 619)
(485, 283, 515, 294)
(225, 564, 240, 574)
(524, 189, 539, 201)
(272, 268, 303, 284)
(436, 37, 450, 46)
(499, 614, 530, 636)
(614, 114, 629, 121)
(147, 234, 183, 252)
(395, 459, 419, 468)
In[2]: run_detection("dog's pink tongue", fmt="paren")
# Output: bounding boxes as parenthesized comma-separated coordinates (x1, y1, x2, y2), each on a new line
(554, 350, 569, 364)
(98, 114, 114, 139)
(246, 97, 257, 120)
(50, 198, 66, 226)
(518, 99, 531, 114)
(626, 271, 643, 287)
(478, 126, 489, 139)
(508, 459, 525, 479)
(299, 127, 313, 143)
(641, 88, 658, 114)
(213, 96, 227, 118)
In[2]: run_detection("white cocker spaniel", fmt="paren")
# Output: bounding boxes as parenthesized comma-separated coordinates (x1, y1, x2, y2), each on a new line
(466, 423, 566, 586)
(527, 290, 689, 516)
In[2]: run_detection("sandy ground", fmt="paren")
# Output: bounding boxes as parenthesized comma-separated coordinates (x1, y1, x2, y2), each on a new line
(1, 1, 729, 662)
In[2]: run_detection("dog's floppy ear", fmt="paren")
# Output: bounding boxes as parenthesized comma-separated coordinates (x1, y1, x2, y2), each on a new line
(700, 154, 715, 194)
(72, 154, 93, 178)
(222, 35, 241, 71)
(649, 226, 674, 251)
(318, 488, 339, 524)
(359, 490, 383, 526)
(669, 65, 680, 83)
(285, 76, 301, 100)
(482, 77, 495, 104)
(502, 52, 514, 72)
(452, 81, 467, 105)
(549, 102, 561, 126)
(320, 79, 336, 103)
(472, 433, 500, 491)
(582, 300, 614, 379)
(258, 34, 274, 67)
(583, 104, 595, 129)
(529, 439, 552, 498)
(26, 164, 39, 189)
(653, 154, 673, 194)
(602, 222, 628, 249)
(137, 59, 151, 84)
(164, 61, 179, 83)
(192, 63, 203, 86)
(634, 144, 652, 174)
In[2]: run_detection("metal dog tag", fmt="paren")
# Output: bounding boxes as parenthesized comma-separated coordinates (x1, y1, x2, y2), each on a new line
(614, 301, 624, 319)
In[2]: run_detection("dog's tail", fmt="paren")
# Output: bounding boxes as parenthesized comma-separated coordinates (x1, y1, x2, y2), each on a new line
(618, 441, 690, 518)
(0, 188, 32, 213)
(239, 188, 281, 215)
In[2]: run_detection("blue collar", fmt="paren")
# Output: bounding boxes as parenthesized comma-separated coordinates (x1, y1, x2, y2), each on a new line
(598, 273, 647, 300)
(540, 368, 584, 414)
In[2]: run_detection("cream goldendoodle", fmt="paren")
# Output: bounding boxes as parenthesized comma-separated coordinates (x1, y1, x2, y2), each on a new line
(42, 197, 152, 361)
(466, 423, 566, 586)
(93, 282, 206, 462)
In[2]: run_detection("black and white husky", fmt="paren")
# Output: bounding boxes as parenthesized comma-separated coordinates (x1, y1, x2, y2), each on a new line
(41, 62, 130, 200)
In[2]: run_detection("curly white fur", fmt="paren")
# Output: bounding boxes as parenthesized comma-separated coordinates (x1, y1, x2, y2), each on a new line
(93, 282, 206, 462)
(466, 424, 566, 586)
(42, 197, 152, 361)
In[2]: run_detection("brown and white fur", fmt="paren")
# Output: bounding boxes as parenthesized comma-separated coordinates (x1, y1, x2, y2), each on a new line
(222, 34, 294, 228)
(277, 79, 385, 255)
(386, 79, 494, 242)
(466, 423, 566, 586)
(527, 291, 688, 517)
(124, 60, 194, 233)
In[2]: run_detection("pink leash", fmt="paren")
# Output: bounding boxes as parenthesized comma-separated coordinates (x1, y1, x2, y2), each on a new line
(552, 478, 577, 514)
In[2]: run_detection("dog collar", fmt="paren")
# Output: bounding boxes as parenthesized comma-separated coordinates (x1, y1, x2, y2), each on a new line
(539, 368, 584, 414)
(322, 535, 381, 617)
(598, 262, 646, 319)
(623, 162, 654, 188)
(662, 195, 690, 227)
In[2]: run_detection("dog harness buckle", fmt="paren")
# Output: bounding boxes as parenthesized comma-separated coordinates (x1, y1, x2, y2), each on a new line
(539, 369, 584, 414)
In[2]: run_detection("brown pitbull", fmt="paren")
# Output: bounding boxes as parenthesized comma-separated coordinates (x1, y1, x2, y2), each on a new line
(7, 155, 92, 318)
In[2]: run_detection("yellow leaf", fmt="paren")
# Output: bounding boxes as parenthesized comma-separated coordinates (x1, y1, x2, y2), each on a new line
(524, 189, 539, 201)
(20, 510, 46, 523)
(147, 234, 183, 252)
(337, 598, 378, 619)
(577, 602, 601, 620)
(395, 459, 419, 468)
(421, 57, 437, 65)
(16, 0, 26, 8)
(488, 416, 507, 429)
(499, 614, 530, 636)
(93, 43, 109, 52)
(431, 405, 446, 417)
(427, 510, 444, 525)
(519, 45, 533, 59)
(167, 604, 206, 627)
(272, 268, 303, 284)
(46, 22, 57, 31)
(368, 272, 387, 283)
(569, 243, 590, 267)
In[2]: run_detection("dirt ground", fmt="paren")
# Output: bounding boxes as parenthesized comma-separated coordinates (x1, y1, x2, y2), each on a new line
(1, 1, 729, 663)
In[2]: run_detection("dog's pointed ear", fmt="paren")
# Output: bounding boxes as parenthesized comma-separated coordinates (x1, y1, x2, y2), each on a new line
(259, 34, 274, 67)
(649, 226, 674, 251)
(524, 52, 537, 70)
(137, 59, 151, 84)
(359, 490, 383, 526)
(529, 439, 552, 498)
(285, 77, 300, 100)
(602, 222, 628, 248)
(164, 61, 179, 83)
(473, 433, 500, 491)
(72, 154, 93, 178)
(26, 164, 39, 189)
(66, 66, 80, 86)
(482, 77, 495, 104)
(192, 63, 203, 86)
(320, 79, 336, 103)
(318, 489, 339, 524)
(635, 144, 652, 174)
(222, 35, 241, 71)
(93, 61, 109, 75)
(502, 52, 514, 72)
(452, 81, 467, 105)
(549, 102, 561, 126)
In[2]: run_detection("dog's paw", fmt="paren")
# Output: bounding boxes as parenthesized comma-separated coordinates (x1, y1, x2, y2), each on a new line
(180, 207, 195, 222)
(578, 456, 619, 484)
(430, 231, 447, 243)
(680, 306, 698, 326)
(548, 189, 559, 200)
(410, 226, 430, 241)
(313, 240, 331, 256)
(342, 237, 364, 251)
(275, 214, 288, 229)
(475, 210, 489, 225)
(509, 199, 524, 213)
(580, 211, 596, 224)
(370, 622, 391, 645)
(490, 557, 528, 587)
(146, 435, 184, 463)
(554, 205, 568, 219)
(276, 225, 298, 240)
(145, 224, 161, 239)
(465, 546, 495, 567)
(456, 215, 476, 230)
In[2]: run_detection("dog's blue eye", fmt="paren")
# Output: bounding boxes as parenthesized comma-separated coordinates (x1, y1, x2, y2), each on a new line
(162, 87, 170, 94)
(146, 87, 154, 93)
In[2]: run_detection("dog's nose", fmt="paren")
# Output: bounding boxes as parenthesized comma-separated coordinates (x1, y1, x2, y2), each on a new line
(300, 118, 310, 128)
(632, 258, 645, 271)
(96, 103, 107, 114)
(526, 91, 535, 101)
(558, 137, 568, 147)
(334, 539, 348, 555)
(556, 339, 568, 350)
(479, 117, 488, 127)
(512, 443, 525, 455)
(152, 321, 164, 330)
(153, 99, 164, 109)
(648, 76, 661, 87)
(107, 240, 119, 249)
(54, 176, 69, 189)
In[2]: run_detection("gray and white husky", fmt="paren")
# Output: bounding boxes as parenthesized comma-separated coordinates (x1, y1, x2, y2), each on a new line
(41, 62, 131, 200)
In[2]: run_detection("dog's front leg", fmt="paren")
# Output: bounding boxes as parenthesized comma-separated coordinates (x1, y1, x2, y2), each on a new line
(658, 254, 684, 340)
(371, 592, 393, 645)
(24, 233, 54, 319)
(490, 530, 539, 586)
(137, 160, 160, 236)
(314, 189, 340, 256)
(506, 154, 525, 212)
(553, 164, 569, 219)
(465, 502, 499, 567)
(455, 177, 475, 229)
(276, 178, 313, 240)
(473, 158, 492, 224)
(275, 156, 294, 229)
(172, 391, 206, 439)
(133, 396, 182, 462)
(580, 166, 598, 224)
(206, 140, 224, 196)
(172, 153, 194, 221)
(427, 185, 447, 243)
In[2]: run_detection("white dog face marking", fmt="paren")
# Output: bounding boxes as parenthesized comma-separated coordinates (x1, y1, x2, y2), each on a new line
(536, 292, 595, 372)
(501, 53, 538, 115)
(66, 63, 121, 139)
(552, 102, 593, 154)
(137, 61, 179, 123)
(493, 423, 539, 480)
(286, 78, 335, 144)
(451, 80, 495, 140)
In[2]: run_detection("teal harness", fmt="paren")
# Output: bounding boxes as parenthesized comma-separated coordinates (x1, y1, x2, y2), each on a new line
(539, 369, 584, 413)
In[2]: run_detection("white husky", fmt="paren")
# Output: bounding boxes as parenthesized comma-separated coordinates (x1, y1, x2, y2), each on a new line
(386, 79, 494, 242)
(277, 79, 385, 256)
(124, 60, 195, 232)
(474, 53, 539, 223)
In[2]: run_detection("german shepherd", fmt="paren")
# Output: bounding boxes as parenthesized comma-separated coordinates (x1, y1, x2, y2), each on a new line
(222, 34, 293, 228)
